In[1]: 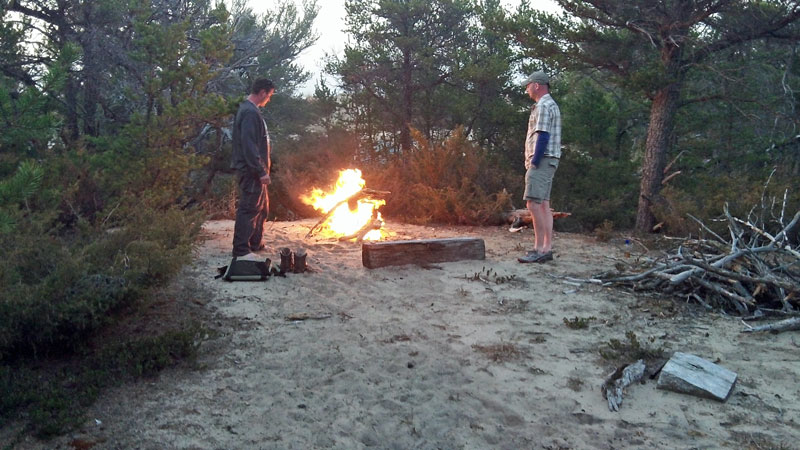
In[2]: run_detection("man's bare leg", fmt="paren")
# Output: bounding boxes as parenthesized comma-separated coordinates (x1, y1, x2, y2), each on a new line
(527, 199, 544, 253)
(540, 200, 553, 253)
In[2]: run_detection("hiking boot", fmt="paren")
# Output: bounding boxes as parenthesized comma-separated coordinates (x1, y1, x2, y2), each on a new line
(279, 247, 293, 274)
(293, 248, 307, 273)
(517, 251, 553, 264)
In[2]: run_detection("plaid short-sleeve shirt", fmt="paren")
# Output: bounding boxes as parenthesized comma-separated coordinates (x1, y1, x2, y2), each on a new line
(524, 93, 562, 169)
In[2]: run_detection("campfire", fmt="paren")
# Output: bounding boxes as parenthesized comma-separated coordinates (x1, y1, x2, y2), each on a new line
(302, 169, 389, 242)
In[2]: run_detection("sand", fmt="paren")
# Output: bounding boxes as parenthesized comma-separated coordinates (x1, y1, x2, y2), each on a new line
(11, 219, 800, 449)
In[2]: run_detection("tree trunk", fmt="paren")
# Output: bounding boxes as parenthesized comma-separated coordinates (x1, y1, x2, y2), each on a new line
(64, 75, 80, 144)
(400, 47, 413, 153)
(635, 45, 684, 233)
(81, 21, 100, 138)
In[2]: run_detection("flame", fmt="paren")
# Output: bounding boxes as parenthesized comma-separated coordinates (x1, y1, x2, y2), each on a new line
(302, 169, 385, 240)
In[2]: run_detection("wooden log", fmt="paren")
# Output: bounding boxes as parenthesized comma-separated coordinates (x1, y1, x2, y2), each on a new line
(362, 237, 485, 269)
(502, 208, 572, 225)
(741, 316, 800, 333)
(656, 352, 737, 401)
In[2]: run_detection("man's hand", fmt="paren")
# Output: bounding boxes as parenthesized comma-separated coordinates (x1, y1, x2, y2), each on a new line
(260, 174, 271, 185)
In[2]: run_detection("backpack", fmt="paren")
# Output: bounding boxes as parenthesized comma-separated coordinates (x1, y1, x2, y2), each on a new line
(216, 257, 271, 281)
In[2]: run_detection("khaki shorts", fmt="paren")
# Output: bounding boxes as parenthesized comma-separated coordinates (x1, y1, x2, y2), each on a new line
(523, 156, 559, 203)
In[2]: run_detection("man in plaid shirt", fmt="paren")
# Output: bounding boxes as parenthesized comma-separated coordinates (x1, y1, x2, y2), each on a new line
(518, 71, 561, 264)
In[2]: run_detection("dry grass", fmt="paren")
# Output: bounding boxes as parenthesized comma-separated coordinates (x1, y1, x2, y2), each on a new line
(472, 343, 526, 363)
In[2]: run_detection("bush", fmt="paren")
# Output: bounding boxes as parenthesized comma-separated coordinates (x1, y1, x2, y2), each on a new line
(0, 203, 202, 361)
(550, 152, 639, 232)
(652, 171, 800, 237)
(0, 325, 203, 437)
(367, 128, 517, 224)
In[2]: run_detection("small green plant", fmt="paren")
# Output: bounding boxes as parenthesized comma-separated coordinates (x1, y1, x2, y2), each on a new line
(563, 316, 597, 329)
(599, 331, 665, 362)
(465, 267, 520, 285)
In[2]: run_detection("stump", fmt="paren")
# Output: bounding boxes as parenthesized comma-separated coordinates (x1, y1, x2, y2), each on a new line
(362, 237, 485, 269)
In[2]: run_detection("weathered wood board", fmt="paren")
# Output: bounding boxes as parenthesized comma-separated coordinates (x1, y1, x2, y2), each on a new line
(656, 352, 737, 401)
(362, 237, 485, 269)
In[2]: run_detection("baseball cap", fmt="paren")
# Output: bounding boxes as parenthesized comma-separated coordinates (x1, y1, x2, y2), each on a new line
(520, 70, 550, 86)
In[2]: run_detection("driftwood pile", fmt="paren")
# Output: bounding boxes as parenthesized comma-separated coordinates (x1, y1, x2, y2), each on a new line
(591, 200, 799, 324)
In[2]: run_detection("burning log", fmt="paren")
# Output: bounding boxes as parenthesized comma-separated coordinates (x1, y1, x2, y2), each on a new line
(305, 187, 390, 238)
(362, 237, 485, 269)
(339, 218, 383, 243)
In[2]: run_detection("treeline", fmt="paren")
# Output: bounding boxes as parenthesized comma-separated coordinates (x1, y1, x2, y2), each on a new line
(1, 0, 799, 437)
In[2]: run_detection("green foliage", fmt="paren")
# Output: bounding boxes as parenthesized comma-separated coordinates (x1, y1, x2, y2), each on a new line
(551, 151, 639, 232)
(334, 0, 521, 157)
(563, 316, 596, 330)
(0, 203, 202, 361)
(0, 160, 42, 205)
(653, 172, 800, 237)
(0, 160, 44, 233)
(599, 331, 665, 363)
(0, 325, 204, 437)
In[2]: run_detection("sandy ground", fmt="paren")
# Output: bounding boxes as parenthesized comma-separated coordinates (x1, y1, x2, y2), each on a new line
(10, 219, 800, 449)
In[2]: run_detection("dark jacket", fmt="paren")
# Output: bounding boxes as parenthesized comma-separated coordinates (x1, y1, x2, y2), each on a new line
(231, 100, 271, 178)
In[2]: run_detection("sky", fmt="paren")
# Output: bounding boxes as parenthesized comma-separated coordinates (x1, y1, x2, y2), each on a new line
(248, 0, 560, 95)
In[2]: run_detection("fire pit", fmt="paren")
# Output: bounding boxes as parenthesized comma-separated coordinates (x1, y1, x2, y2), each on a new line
(302, 169, 390, 242)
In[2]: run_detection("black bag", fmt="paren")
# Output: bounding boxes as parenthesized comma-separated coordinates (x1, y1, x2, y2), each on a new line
(216, 257, 271, 281)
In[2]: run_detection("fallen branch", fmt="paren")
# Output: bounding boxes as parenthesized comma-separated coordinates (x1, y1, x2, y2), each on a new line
(285, 312, 332, 321)
(585, 190, 799, 315)
(601, 360, 646, 412)
(741, 316, 800, 333)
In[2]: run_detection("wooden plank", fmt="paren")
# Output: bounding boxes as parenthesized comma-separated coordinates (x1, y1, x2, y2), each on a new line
(656, 352, 737, 401)
(362, 237, 485, 269)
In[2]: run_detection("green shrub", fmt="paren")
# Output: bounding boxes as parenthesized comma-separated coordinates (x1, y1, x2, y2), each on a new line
(0, 203, 202, 361)
(550, 152, 639, 232)
(0, 325, 204, 437)
(652, 171, 800, 237)
(369, 128, 516, 224)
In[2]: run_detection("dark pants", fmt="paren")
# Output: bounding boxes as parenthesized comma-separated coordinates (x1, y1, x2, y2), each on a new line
(232, 173, 269, 257)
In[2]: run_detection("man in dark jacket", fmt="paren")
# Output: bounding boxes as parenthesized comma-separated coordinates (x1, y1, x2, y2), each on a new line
(231, 78, 275, 258)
